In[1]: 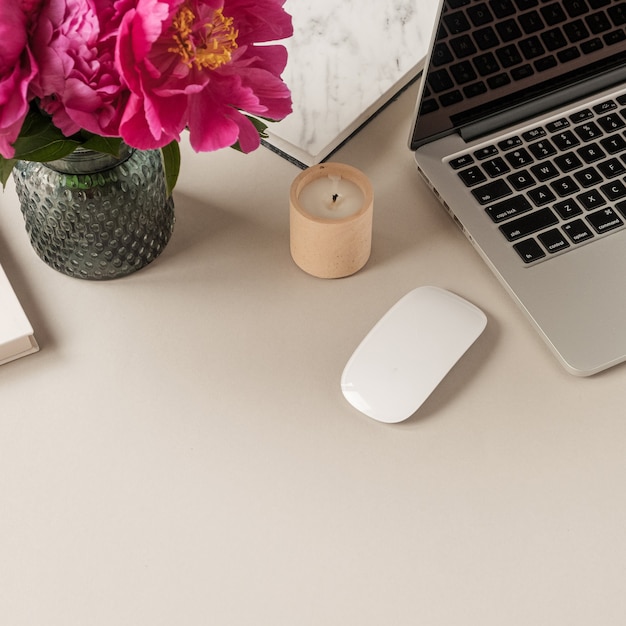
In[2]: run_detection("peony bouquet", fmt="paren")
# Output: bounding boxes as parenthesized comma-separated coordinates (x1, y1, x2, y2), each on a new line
(0, 0, 293, 192)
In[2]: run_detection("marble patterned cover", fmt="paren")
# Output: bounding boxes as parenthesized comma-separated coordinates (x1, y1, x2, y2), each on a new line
(263, 0, 439, 167)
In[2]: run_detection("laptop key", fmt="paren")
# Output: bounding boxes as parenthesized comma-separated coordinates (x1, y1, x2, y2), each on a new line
(555, 151, 583, 172)
(558, 46, 582, 63)
(522, 127, 547, 141)
(581, 37, 604, 54)
(541, 3, 567, 25)
(499, 207, 559, 240)
(546, 118, 570, 132)
(563, 0, 590, 18)
(577, 143, 605, 163)
(515, 0, 539, 11)
(450, 34, 478, 58)
(604, 29, 626, 45)
(468, 3, 496, 26)
(586, 11, 611, 34)
(474, 52, 501, 76)
(538, 228, 570, 253)
(530, 161, 559, 181)
(505, 147, 534, 168)
(511, 64, 534, 80)
(534, 55, 558, 72)
(432, 42, 454, 67)
(496, 18, 522, 41)
(554, 198, 583, 219)
(564, 19, 590, 43)
(440, 91, 464, 107)
(449, 154, 475, 169)
(600, 179, 626, 201)
(485, 195, 532, 222)
(528, 138, 557, 159)
(519, 12, 545, 35)
(458, 166, 487, 186)
(577, 187, 606, 210)
(497, 44, 523, 66)
(528, 184, 557, 206)
(597, 158, 626, 178)
(616, 200, 626, 218)
(552, 130, 579, 150)
(474, 145, 498, 160)
(487, 73, 511, 89)
(608, 4, 626, 26)
(444, 11, 472, 34)
(596, 113, 625, 133)
(483, 157, 511, 177)
(574, 121, 603, 141)
(570, 108, 593, 123)
(474, 26, 500, 50)
(513, 237, 546, 263)
(498, 136, 522, 150)
(508, 170, 536, 190)
(541, 28, 568, 50)
(472, 179, 513, 203)
(586, 207, 624, 233)
(519, 35, 546, 59)
(563, 218, 595, 243)
(464, 81, 489, 98)
(574, 166, 602, 187)
(594, 99, 617, 113)
(490, 0, 516, 18)
(551, 176, 580, 197)
(428, 69, 455, 93)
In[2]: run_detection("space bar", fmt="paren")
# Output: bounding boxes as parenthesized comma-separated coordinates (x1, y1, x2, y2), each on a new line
(499, 208, 558, 241)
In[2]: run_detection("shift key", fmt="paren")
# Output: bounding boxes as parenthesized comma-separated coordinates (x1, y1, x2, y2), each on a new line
(499, 207, 558, 241)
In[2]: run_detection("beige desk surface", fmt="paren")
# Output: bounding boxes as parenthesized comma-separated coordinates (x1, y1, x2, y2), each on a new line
(2, 82, 626, 625)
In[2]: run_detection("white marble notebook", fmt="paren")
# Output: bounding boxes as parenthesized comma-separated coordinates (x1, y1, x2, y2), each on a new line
(263, 0, 439, 167)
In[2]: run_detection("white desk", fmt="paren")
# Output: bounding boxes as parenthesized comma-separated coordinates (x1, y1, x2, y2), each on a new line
(2, 81, 626, 625)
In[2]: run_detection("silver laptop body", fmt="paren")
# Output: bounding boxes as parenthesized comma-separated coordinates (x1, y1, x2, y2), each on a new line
(409, 0, 626, 375)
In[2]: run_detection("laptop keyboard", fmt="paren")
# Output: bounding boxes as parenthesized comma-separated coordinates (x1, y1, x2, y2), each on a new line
(424, 0, 626, 114)
(449, 93, 626, 263)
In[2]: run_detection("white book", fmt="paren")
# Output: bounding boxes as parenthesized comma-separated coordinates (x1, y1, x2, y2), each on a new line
(0, 262, 39, 366)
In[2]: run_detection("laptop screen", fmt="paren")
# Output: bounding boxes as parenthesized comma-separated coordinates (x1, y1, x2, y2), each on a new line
(409, 0, 626, 150)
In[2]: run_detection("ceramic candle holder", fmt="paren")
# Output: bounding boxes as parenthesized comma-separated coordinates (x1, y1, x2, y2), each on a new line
(289, 163, 374, 279)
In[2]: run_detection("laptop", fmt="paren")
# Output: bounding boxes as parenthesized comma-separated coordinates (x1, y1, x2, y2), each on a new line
(409, 0, 626, 376)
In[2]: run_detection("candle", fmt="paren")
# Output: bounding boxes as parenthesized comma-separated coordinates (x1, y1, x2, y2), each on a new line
(290, 163, 374, 279)
(297, 174, 365, 219)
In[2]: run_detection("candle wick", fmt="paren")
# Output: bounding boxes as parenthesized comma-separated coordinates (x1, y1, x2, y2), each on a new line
(332, 193, 339, 203)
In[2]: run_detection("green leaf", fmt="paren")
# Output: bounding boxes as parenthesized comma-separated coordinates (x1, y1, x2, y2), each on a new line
(0, 157, 16, 189)
(80, 133, 122, 157)
(11, 107, 81, 162)
(12, 138, 81, 162)
(160, 141, 181, 197)
(248, 115, 269, 139)
(231, 115, 270, 153)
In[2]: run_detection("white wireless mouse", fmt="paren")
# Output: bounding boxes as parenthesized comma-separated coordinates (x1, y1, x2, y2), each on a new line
(341, 286, 487, 423)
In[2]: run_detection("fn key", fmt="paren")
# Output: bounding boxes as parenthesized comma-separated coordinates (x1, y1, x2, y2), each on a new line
(514, 238, 546, 263)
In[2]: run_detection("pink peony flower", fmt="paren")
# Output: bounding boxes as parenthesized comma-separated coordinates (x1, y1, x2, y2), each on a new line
(115, 0, 293, 152)
(0, 1, 41, 158)
(30, 0, 129, 138)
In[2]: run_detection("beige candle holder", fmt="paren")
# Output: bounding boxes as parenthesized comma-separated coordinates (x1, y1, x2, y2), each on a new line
(289, 163, 374, 279)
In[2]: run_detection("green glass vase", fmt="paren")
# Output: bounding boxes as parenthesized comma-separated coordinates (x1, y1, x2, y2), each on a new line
(13, 144, 175, 280)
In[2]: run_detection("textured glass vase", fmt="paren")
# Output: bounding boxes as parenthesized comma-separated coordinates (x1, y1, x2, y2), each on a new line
(13, 144, 175, 280)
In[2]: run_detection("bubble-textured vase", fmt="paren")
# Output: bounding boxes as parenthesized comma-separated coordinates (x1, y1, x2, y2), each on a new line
(13, 145, 175, 280)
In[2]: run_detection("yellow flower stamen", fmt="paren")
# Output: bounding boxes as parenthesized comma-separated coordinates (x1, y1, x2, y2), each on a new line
(169, 5, 238, 70)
